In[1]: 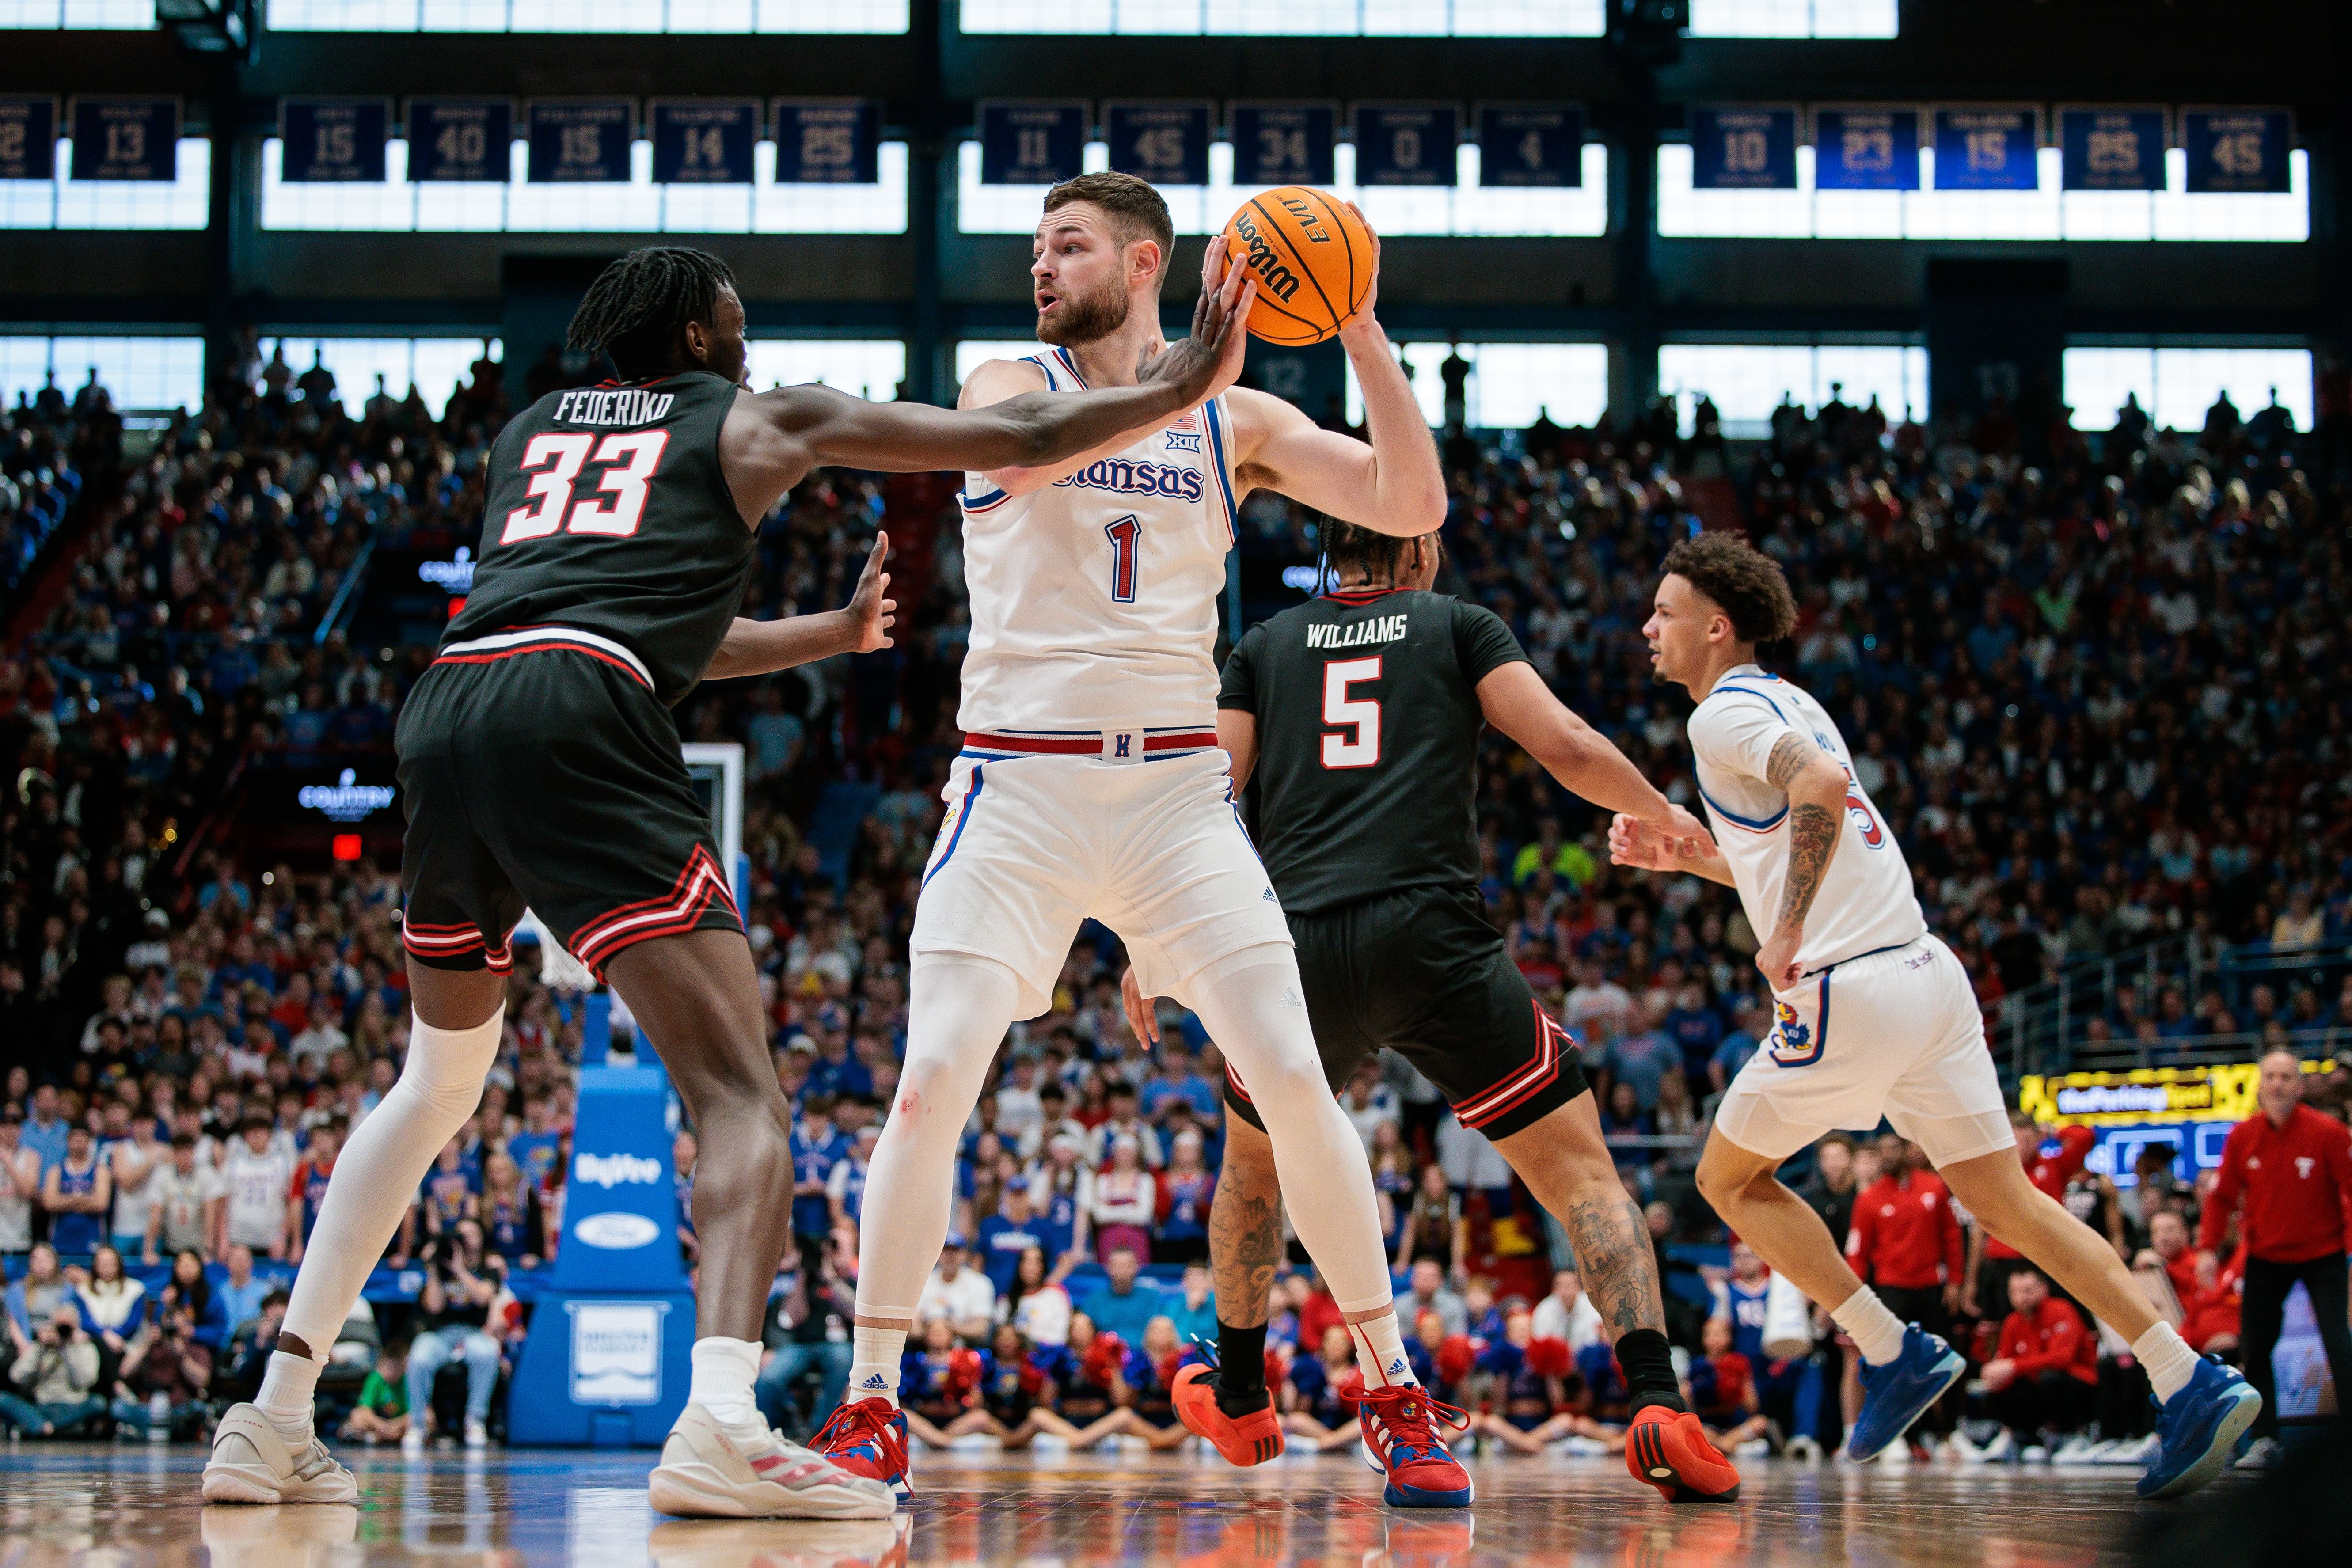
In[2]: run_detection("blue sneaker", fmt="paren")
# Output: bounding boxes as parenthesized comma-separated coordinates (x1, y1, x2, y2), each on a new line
(1847, 1325, 1965, 1462)
(2136, 1358, 2261, 1500)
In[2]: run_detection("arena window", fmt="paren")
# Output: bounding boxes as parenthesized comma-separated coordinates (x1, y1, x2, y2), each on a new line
(2061, 346, 2313, 434)
(265, 0, 908, 32)
(1687, 0, 1896, 37)
(255, 337, 502, 419)
(0, 138, 210, 229)
(0, 0, 153, 23)
(259, 137, 908, 234)
(1657, 342, 1926, 438)
(1344, 342, 1608, 429)
(957, 139, 1607, 237)
(745, 340, 908, 402)
(957, 0, 1602, 35)
(1659, 144, 2308, 242)
(0, 334, 202, 411)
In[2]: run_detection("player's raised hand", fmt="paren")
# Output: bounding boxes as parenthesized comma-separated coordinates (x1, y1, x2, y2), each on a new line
(1341, 201, 1381, 325)
(1118, 965, 1160, 1050)
(1138, 235, 1256, 405)
(846, 531, 896, 652)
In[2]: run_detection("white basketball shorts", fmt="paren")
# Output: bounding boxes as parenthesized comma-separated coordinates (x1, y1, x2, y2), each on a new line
(909, 744, 1291, 1019)
(1714, 934, 2012, 1169)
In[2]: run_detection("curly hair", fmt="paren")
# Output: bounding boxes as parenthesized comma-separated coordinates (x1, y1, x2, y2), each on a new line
(1658, 530, 1798, 645)
(566, 246, 736, 378)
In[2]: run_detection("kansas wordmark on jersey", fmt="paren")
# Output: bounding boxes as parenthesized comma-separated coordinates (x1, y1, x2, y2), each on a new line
(1686, 664, 1924, 973)
(1220, 585, 1528, 916)
(957, 345, 1239, 736)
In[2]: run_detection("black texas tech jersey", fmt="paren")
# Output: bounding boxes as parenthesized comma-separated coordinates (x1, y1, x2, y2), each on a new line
(1218, 585, 1529, 916)
(447, 369, 752, 705)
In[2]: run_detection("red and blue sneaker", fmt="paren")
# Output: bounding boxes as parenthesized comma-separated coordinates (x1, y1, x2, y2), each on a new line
(1356, 1383, 1474, 1508)
(812, 1396, 913, 1507)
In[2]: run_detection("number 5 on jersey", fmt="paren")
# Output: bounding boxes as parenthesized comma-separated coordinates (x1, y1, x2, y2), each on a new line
(502, 430, 671, 544)
(1321, 657, 1382, 768)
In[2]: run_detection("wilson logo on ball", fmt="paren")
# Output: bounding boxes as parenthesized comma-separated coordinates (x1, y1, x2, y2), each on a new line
(1231, 212, 1304, 304)
(1222, 186, 1373, 346)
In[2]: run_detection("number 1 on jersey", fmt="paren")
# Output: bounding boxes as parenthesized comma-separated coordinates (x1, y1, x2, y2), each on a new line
(1104, 514, 1140, 604)
(1320, 656, 1383, 769)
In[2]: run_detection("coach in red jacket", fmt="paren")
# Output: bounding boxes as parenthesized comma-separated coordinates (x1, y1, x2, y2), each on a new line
(1980, 1267, 2098, 1446)
(2198, 1048, 2352, 1444)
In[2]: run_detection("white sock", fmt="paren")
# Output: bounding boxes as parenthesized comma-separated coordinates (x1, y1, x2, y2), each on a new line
(1831, 1285, 1909, 1366)
(2134, 1321, 2200, 1404)
(280, 1005, 504, 1352)
(848, 1325, 906, 1408)
(687, 1336, 764, 1429)
(1346, 1310, 1417, 1390)
(256, 1348, 322, 1439)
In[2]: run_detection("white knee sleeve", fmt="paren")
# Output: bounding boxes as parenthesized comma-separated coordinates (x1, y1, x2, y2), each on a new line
(1183, 944, 1392, 1313)
(855, 955, 1021, 1319)
(281, 1007, 503, 1352)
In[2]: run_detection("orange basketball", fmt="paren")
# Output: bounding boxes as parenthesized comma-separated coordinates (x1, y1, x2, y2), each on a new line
(1221, 186, 1373, 347)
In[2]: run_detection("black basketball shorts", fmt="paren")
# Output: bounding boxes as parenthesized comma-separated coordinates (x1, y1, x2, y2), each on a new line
(1223, 884, 1588, 1143)
(394, 641, 741, 980)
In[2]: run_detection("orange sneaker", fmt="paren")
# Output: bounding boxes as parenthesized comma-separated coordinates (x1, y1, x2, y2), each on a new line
(1624, 1408, 1740, 1503)
(1173, 1363, 1285, 1466)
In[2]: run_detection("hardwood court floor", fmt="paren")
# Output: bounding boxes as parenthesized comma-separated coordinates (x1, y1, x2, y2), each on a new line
(0, 1442, 2195, 1566)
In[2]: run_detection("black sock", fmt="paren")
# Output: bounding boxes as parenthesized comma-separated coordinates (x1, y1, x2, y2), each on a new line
(1214, 1320, 1270, 1415)
(1615, 1328, 1688, 1416)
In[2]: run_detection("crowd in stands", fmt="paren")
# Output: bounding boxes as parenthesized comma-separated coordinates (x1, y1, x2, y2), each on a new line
(3, 349, 2349, 1458)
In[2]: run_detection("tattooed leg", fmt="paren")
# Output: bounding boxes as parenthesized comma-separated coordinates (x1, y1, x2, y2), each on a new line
(1493, 1090, 1668, 1338)
(1209, 1116, 1286, 1330)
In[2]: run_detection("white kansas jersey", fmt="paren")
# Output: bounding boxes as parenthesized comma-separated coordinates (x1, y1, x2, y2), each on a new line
(1687, 664, 1924, 972)
(958, 345, 1240, 734)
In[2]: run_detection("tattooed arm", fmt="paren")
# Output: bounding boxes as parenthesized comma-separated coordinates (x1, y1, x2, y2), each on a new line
(1754, 730, 1852, 988)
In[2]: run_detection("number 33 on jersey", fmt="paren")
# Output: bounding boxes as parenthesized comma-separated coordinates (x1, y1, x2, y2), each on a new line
(954, 346, 1241, 737)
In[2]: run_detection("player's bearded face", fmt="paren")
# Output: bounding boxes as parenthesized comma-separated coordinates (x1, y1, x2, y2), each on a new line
(1037, 261, 1131, 346)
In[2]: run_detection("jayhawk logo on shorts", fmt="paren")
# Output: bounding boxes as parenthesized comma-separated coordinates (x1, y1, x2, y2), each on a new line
(1768, 997, 1824, 1067)
(1773, 1000, 1810, 1048)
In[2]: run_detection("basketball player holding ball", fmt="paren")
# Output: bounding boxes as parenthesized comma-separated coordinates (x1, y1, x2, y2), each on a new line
(813, 174, 1482, 1511)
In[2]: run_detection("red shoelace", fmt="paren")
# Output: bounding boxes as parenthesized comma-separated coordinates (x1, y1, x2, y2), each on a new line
(1357, 1384, 1470, 1457)
(813, 1398, 903, 1464)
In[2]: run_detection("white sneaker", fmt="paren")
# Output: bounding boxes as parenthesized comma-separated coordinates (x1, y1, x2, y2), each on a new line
(1735, 1437, 1772, 1457)
(1946, 1427, 1986, 1462)
(400, 1426, 426, 1456)
(201, 1405, 360, 1505)
(648, 1403, 895, 1520)
(1784, 1435, 1822, 1463)
(1876, 1440, 1912, 1465)
(2050, 1434, 2102, 1465)
(2234, 1436, 2284, 1471)
(2096, 1433, 2161, 1465)
(464, 1420, 489, 1450)
(2021, 1444, 2051, 1464)
(1978, 1430, 2018, 1464)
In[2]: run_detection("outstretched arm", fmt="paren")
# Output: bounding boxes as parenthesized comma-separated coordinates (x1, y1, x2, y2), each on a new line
(1225, 212, 1445, 536)
(964, 238, 1260, 499)
(1477, 663, 1710, 848)
(702, 532, 896, 680)
(718, 252, 1254, 520)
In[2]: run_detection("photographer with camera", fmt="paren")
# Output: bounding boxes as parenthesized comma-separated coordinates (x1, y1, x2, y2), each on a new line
(0, 1302, 105, 1437)
(114, 1298, 213, 1441)
(403, 1219, 505, 1453)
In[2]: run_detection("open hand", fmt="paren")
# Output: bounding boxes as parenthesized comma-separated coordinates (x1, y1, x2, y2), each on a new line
(846, 531, 896, 653)
(1608, 813, 1682, 871)
(1137, 235, 1256, 406)
(1120, 965, 1160, 1049)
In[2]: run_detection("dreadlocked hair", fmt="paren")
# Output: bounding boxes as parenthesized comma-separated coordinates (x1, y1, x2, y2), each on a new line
(1318, 517, 1409, 587)
(566, 247, 736, 378)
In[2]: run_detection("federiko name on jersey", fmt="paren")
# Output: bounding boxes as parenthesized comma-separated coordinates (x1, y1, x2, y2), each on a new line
(553, 388, 676, 427)
(1305, 613, 1409, 649)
